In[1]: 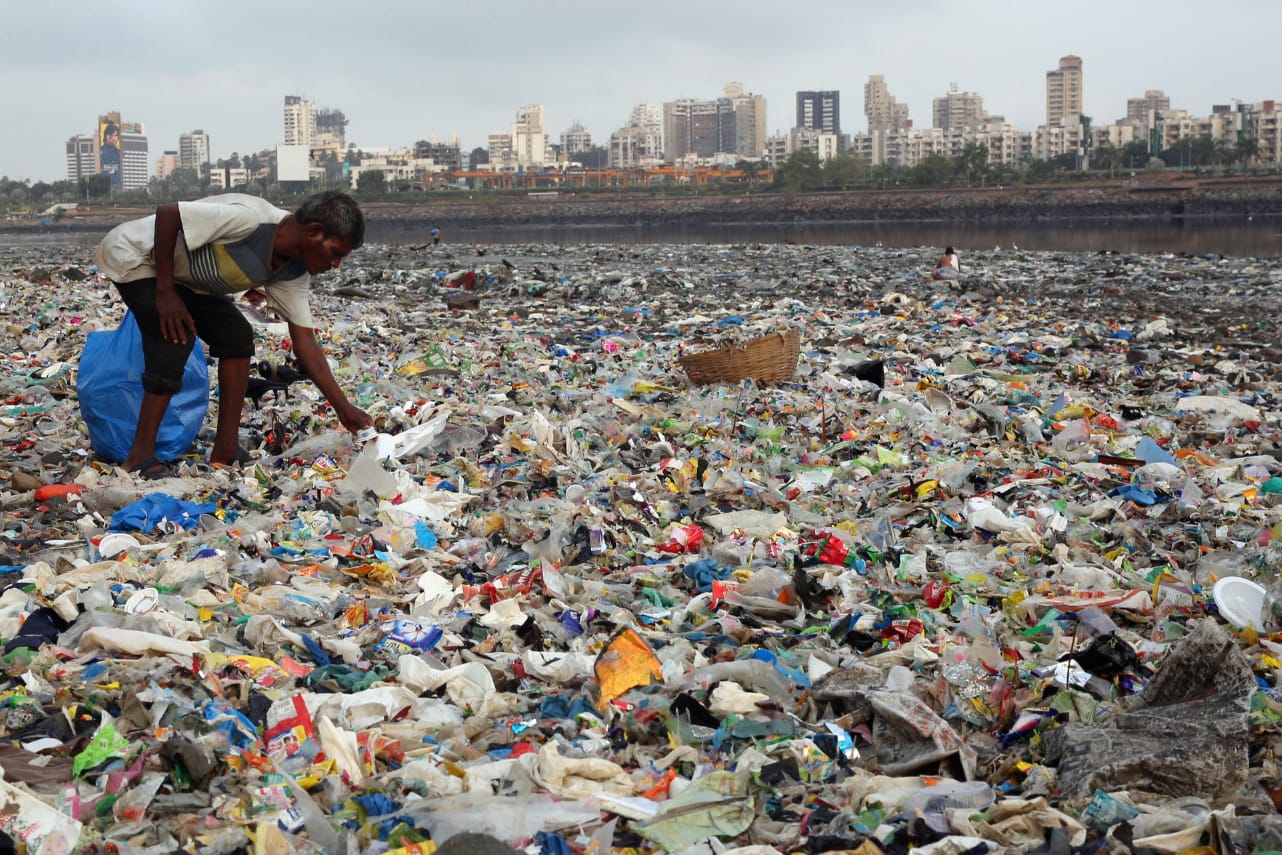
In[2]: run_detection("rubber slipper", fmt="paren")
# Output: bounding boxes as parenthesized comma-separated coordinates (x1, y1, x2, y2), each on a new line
(125, 455, 170, 480)
(211, 447, 256, 467)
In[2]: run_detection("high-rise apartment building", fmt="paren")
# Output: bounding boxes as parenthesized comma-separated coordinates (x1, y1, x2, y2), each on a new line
(560, 122, 593, 157)
(1125, 90, 1169, 124)
(414, 138, 463, 171)
(511, 105, 550, 168)
(609, 104, 663, 168)
(156, 151, 179, 181)
(179, 130, 210, 174)
(487, 133, 513, 169)
(91, 112, 148, 190)
(663, 98, 736, 161)
(725, 82, 767, 159)
(933, 86, 986, 131)
(284, 95, 316, 147)
(1046, 55, 1083, 128)
(65, 134, 96, 182)
(118, 122, 150, 190)
(865, 75, 910, 133)
(796, 91, 841, 136)
(315, 109, 348, 155)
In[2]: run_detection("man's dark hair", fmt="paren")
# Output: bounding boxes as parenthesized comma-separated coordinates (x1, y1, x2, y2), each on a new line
(296, 191, 365, 248)
(945, 246, 955, 254)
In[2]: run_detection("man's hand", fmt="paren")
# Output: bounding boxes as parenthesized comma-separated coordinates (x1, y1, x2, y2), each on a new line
(155, 289, 196, 344)
(337, 403, 373, 434)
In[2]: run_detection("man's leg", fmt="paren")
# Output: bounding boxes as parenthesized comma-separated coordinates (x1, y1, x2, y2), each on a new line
(210, 357, 250, 465)
(123, 392, 174, 470)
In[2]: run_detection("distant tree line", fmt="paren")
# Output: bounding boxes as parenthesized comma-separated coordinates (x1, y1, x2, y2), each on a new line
(767, 134, 1268, 193)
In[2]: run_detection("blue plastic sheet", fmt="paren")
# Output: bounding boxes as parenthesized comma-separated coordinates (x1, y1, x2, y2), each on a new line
(108, 493, 217, 533)
(1109, 484, 1166, 506)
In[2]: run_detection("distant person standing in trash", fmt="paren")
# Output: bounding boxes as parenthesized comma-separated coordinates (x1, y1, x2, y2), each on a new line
(932, 246, 961, 281)
(430, 224, 441, 247)
(93, 191, 374, 475)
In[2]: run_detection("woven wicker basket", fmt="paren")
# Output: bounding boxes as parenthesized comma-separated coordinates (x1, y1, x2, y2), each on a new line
(680, 328, 801, 385)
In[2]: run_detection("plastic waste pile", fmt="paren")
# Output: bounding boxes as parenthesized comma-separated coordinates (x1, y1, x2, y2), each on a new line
(0, 239, 1280, 854)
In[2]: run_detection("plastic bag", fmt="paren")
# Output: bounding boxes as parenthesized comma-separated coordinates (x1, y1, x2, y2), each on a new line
(77, 311, 209, 462)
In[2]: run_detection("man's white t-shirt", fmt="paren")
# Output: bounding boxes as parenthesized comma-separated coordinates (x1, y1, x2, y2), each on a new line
(95, 193, 315, 327)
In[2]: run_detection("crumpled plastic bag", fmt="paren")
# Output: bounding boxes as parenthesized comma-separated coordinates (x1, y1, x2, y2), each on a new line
(78, 626, 209, 661)
(709, 681, 770, 716)
(950, 797, 1087, 849)
(524, 742, 634, 799)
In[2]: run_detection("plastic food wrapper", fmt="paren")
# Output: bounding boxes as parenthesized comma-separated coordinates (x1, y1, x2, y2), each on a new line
(4, 237, 1282, 853)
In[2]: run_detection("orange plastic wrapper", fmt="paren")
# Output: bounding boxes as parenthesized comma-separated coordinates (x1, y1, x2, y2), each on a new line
(34, 483, 84, 501)
(594, 628, 663, 710)
(462, 565, 544, 604)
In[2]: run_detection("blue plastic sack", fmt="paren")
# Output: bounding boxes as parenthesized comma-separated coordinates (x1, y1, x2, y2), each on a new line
(77, 311, 209, 463)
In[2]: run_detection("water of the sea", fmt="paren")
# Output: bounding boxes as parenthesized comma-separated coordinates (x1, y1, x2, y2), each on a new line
(4, 215, 1281, 258)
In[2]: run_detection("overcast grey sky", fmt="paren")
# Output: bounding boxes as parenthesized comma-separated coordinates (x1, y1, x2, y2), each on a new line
(6, 0, 1279, 183)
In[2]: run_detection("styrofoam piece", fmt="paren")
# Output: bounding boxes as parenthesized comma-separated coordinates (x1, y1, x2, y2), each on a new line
(1213, 577, 1266, 628)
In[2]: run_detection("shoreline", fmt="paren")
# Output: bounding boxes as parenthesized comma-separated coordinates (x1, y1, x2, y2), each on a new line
(4, 177, 1280, 235)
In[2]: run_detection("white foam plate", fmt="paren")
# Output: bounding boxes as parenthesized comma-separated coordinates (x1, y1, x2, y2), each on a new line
(1213, 577, 1266, 628)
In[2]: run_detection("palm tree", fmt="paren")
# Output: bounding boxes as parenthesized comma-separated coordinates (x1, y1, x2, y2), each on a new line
(1094, 143, 1121, 179)
(955, 142, 990, 186)
(734, 159, 765, 186)
(1235, 136, 1261, 173)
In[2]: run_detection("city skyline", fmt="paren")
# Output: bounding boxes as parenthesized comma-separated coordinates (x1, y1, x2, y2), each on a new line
(7, 0, 1281, 183)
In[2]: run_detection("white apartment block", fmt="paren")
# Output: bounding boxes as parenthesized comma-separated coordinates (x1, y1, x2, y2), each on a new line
(1035, 124, 1086, 161)
(1253, 100, 1281, 164)
(846, 122, 1032, 170)
(608, 104, 664, 168)
(208, 167, 250, 189)
(65, 134, 96, 182)
(982, 125, 1035, 166)
(763, 134, 789, 168)
(933, 87, 986, 132)
(350, 155, 435, 189)
(786, 127, 839, 161)
(179, 130, 210, 173)
(284, 96, 316, 148)
(726, 82, 768, 158)
(1126, 90, 1170, 124)
(487, 134, 514, 171)
(511, 105, 551, 169)
(119, 126, 150, 190)
(560, 121, 592, 157)
(609, 125, 664, 169)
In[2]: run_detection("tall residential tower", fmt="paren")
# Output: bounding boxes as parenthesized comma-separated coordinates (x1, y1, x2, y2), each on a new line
(1046, 55, 1083, 128)
(796, 91, 840, 136)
